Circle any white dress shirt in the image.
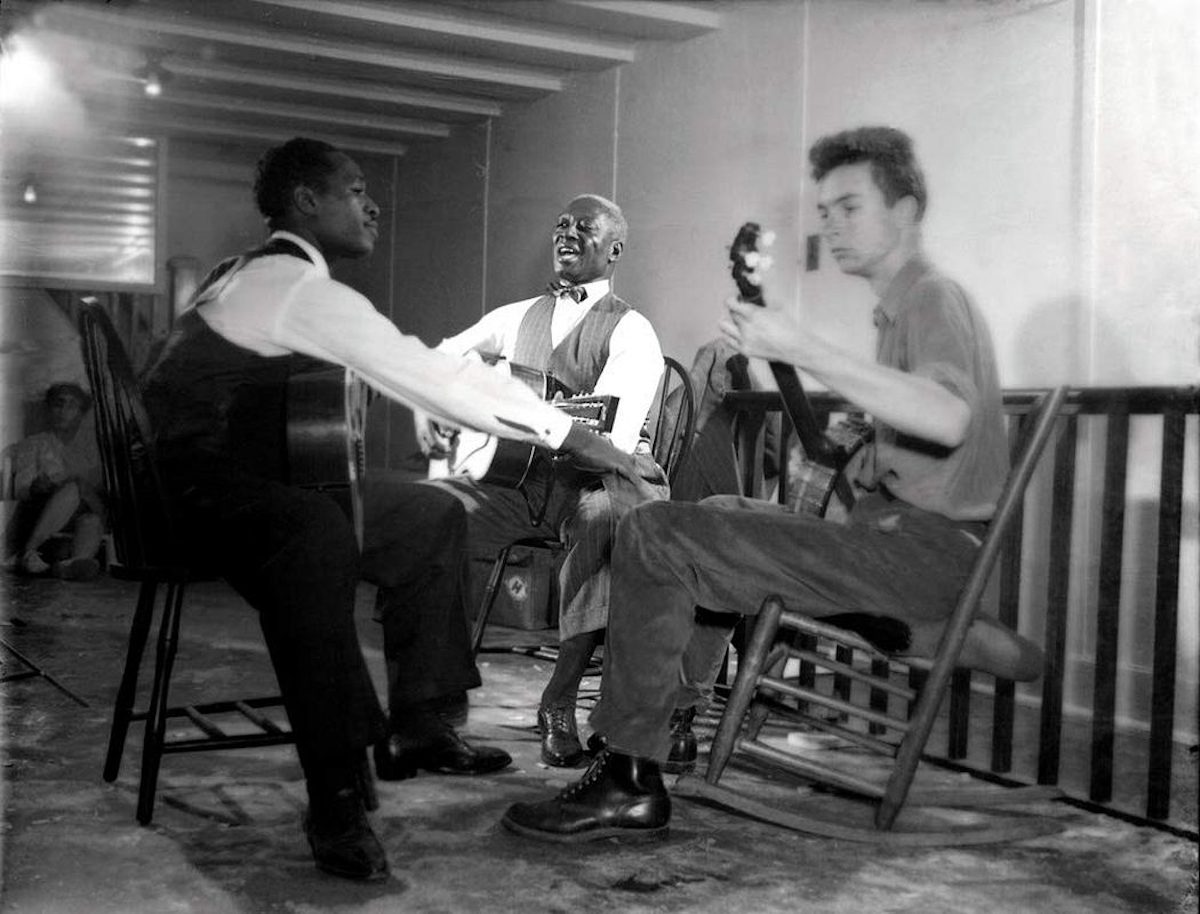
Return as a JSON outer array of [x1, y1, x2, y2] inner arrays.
[[193, 231, 573, 449], [436, 278, 663, 453]]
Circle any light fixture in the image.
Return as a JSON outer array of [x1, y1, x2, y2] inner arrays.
[[134, 51, 171, 98], [21, 176, 37, 204]]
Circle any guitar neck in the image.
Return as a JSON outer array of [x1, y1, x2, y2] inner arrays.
[[739, 290, 831, 464], [554, 394, 618, 433]]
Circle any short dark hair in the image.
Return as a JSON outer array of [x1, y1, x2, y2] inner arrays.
[[44, 382, 91, 411], [809, 126, 927, 219], [253, 138, 342, 221]]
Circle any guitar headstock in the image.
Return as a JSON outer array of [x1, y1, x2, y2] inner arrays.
[[729, 221, 775, 306]]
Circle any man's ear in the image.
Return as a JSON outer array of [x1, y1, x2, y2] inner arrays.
[[608, 239, 624, 264], [895, 195, 919, 226], [292, 184, 319, 216]]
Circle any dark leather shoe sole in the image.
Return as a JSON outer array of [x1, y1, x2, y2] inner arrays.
[[500, 812, 668, 845], [422, 745, 511, 776], [374, 736, 511, 781]]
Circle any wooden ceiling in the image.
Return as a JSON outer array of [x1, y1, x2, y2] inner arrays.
[[3, 0, 722, 159], [0, 0, 721, 286]]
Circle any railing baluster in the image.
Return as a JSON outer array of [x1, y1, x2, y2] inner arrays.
[[1090, 404, 1129, 804], [992, 413, 1028, 772], [1147, 409, 1185, 820], [1038, 413, 1076, 786]]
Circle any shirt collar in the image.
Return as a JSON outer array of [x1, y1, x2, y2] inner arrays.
[[269, 230, 330, 277], [553, 277, 610, 303], [873, 253, 932, 327]]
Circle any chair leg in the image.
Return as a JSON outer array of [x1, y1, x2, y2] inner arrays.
[[136, 579, 185, 825], [744, 644, 788, 742], [103, 580, 159, 783], [470, 544, 513, 656], [705, 595, 785, 785]]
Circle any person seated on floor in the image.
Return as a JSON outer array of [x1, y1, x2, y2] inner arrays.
[[367, 193, 668, 779], [499, 125, 1045, 844], [3, 382, 106, 581], [140, 137, 652, 881]]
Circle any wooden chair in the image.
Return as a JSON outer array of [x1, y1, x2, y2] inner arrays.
[[469, 355, 698, 656], [79, 302, 297, 825], [675, 385, 1070, 844]]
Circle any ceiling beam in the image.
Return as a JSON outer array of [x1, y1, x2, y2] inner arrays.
[[42, 3, 567, 93], [166, 59, 504, 119], [109, 114, 410, 159], [567, 1, 723, 32], [248, 0, 637, 64], [88, 82, 452, 138]]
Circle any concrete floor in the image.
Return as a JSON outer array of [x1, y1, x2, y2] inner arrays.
[[1, 572, 1196, 914]]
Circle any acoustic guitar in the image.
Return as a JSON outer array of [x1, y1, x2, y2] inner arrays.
[[286, 366, 370, 547], [728, 221, 872, 517], [426, 356, 618, 489]]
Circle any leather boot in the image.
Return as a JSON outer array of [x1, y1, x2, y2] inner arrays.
[[304, 782, 389, 881], [538, 704, 584, 767], [661, 707, 698, 774], [586, 707, 698, 773], [501, 749, 670, 843]]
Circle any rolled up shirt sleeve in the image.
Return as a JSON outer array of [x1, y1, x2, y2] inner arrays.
[[275, 275, 573, 450]]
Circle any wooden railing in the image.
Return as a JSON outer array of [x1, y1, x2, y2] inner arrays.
[[724, 386, 1199, 837]]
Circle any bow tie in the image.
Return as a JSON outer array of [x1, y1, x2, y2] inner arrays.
[[547, 282, 588, 303]]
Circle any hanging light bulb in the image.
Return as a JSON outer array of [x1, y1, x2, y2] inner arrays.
[[134, 51, 171, 98], [22, 180, 37, 204]]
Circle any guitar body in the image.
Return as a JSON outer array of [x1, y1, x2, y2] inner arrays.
[[787, 416, 873, 516], [427, 358, 617, 488], [729, 221, 872, 517], [286, 366, 369, 546]]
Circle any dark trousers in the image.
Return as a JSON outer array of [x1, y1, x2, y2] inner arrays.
[[590, 493, 983, 761], [360, 474, 482, 720], [165, 466, 386, 779]]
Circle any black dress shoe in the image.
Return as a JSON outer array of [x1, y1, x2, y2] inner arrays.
[[374, 720, 512, 781], [304, 787, 389, 882], [538, 704, 584, 768], [661, 707, 698, 774], [501, 750, 670, 843]]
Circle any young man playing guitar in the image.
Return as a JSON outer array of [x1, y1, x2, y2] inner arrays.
[[141, 139, 646, 881], [500, 126, 1045, 844], [371, 194, 668, 777]]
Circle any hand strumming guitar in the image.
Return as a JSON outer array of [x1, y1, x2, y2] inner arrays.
[[557, 423, 658, 501], [718, 297, 815, 366]]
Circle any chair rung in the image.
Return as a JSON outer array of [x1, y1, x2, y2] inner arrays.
[[162, 732, 295, 754], [758, 674, 911, 734], [756, 698, 901, 757], [182, 705, 227, 739], [160, 696, 290, 742], [784, 646, 917, 702], [233, 700, 286, 734], [737, 736, 886, 799]]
